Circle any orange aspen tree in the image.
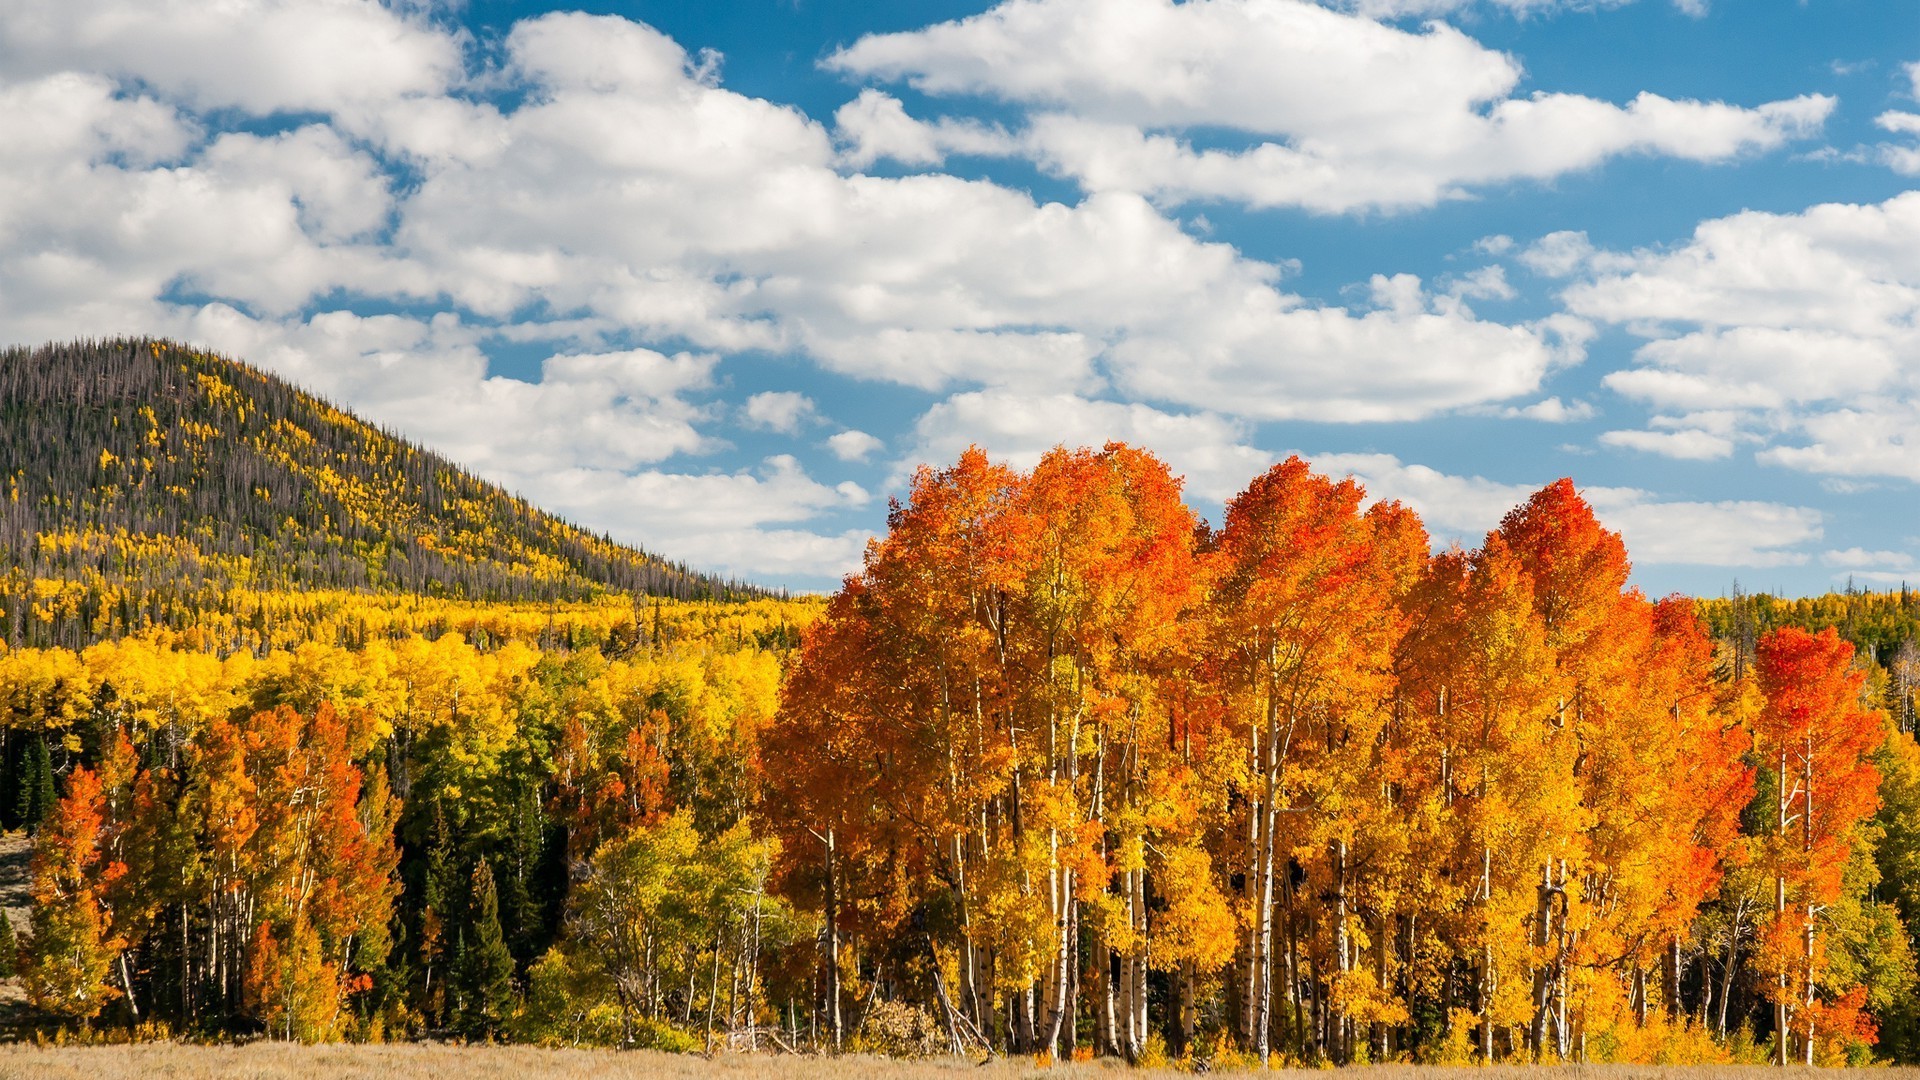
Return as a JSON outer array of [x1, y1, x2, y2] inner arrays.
[[1020, 444, 1201, 1061], [1752, 627, 1882, 1065], [765, 579, 897, 1050], [1206, 456, 1417, 1062], [1397, 532, 1567, 1061], [854, 446, 1030, 1051], [22, 762, 125, 1021]]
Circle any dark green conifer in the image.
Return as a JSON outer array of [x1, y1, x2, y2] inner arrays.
[[454, 859, 515, 1041], [19, 736, 53, 835]]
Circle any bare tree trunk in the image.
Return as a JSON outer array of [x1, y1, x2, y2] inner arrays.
[[705, 925, 725, 1054], [1332, 838, 1351, 1063], [1665, 936, 1682, 1019], [825, 829, 843, 1051], [1179, 958, 1197, 1059], [1775, 743, 1791, 1067], [1529, 862, 1553, 1058], [1718, 901, 1745, 1036], [1803, 912, 1818, 1067], [1802, 736, 1818, 1067], [1041, 880, 1075, 1053]]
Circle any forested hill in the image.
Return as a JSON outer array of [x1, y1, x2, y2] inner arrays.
[[0, 339, 751, 634], [1698, 585, 1920, 668]]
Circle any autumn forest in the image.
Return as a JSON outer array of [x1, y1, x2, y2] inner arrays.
[[4, 341, 1920, 1069]]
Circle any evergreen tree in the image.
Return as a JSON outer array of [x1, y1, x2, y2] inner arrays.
[[454, 859, 515, 1041], [20, 736, 54, 836], [501, 783, 544, 966], [418, 809, 456, 1029]]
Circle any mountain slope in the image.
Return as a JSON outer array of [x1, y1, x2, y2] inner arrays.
[[0, 338, 749, 615]]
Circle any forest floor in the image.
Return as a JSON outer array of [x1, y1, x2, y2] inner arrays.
[[0, 832, 30, 1032], [0, 1044, 1905, 1080]]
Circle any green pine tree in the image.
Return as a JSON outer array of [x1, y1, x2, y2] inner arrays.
[[19, 736, 53, 836], [454, 859, 515, 1041], [419, 809, 456, 1029], [501, 782, 545, 965]]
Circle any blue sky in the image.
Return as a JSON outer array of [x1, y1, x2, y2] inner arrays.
[[5, 0, 1920, 595]]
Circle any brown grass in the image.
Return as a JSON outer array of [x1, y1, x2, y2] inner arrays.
[[0, 1043, 1910, 1080]]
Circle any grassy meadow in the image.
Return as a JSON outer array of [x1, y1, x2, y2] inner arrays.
[[0, 1046, 1907, 1080]]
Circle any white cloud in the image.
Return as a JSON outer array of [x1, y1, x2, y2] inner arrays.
[[1824, 547, 1916, 570], [1501, 396, 1595, 422], [6, 3, 1813, 585], [371, 19, 1566, 422], [521, 456, 874, 580], [1879, 111, 1920, 136], [1876, 110, 1920, 175], [827, 0, 1831, 213], [1559, 191, 1920, 482], [826, 430, 885, 462], [1310, 453, 1821, 567], [1586, 494, 1820, 568], [907, 390, 1272, 501], [1331, 0, 1707, 15], [1110, 271, 1579, 422], [743, 391, 818, 434], [0, 0, 461, 115], [1598, 427, 1733, 460], [1447, 265, 1516, 301], [1516, 230, 1637, 278], [1821, 547, 1920, 586], [833, 88, 1016, 168]]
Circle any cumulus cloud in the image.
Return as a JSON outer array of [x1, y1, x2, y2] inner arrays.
[[908, 390, 1273, 501], [1331, 0, 1703, 16], [826, 430, 885, 462], [0, 1, 1831, 584], [896, 401, 1821, 569], [743, 391, 818, 434], [833, 89, 1016, 168], [0, 0, 461, 115], [518, 456, 874, 580], [1500, 397, 1596, 422], [1555, 192, 1920, 481], [0, 8, 1556, 427], [1598, 427, 1733, 460], [1876, 110, 1920, 175], [1311, 454, 1821, 567], [1821, 547, 1920, 586], [826, 0, 1831, 213]]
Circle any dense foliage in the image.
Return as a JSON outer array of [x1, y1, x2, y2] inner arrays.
[[2, 593, 811, 1045], [0, 339, 752, 651], [7, 428, 1920, 1066], [768, 447, 1918, 1067]]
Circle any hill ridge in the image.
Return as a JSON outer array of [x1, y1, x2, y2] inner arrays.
[[0, 337, 753, 646]]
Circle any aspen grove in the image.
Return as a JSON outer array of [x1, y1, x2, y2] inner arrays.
[[3, 444, 1913, 1065], [766, 446, 1899, 1066]]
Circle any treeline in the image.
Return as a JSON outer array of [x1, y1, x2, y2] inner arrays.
[[0, 339, 755, 617], [0, 581, 808, 658], [1700, 587, 1920, 734], [766, 447, 1920, 1067], [10, 444, 1920, 1067]]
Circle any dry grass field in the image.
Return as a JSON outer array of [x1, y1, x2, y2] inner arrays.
[[0, 1044, 1908, 1080]]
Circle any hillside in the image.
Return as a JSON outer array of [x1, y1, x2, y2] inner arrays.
[[0, 338, 751, 646]]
